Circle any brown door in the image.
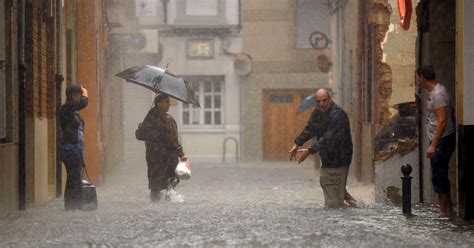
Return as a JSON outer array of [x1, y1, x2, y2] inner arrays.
[[263, 89, 315, 160]]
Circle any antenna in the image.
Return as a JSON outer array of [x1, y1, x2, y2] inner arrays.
[[165, 62, 169, 70]]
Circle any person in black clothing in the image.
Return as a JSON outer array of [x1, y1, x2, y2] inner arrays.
[[289, 88, 357, 208], [59, 84, 88, 210], [135, 94, 187, 202]]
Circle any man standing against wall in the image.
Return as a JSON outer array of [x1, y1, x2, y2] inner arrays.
[[417, 65, 456, 217], [289, 89, 356, 208]]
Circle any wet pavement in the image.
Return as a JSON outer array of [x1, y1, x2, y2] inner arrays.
[[1, 161, 473, 247]]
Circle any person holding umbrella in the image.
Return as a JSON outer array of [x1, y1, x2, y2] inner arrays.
[[136, 94, 187, 202], [289, 89, 357, 208]]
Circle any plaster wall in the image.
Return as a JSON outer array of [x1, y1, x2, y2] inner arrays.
[[160, 35, 242, 161], [375, 149, 420, 204]]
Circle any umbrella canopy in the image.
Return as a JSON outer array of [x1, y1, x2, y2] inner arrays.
[[115, 65, 200, 107], [297, 95, 317, 114]]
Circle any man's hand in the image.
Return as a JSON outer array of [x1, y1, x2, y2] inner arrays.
[[289, 144, 299, 161], [296, 149, 310, 164], [426, 145, 435, 158], [81, 85, 88, 97]]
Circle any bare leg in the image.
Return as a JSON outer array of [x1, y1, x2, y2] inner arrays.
[[345, 190, 358, 207], [438, 192, 453, 217]]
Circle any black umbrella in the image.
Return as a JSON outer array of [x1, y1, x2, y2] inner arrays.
[[297, 95, 317, 114], [115, 65, 200, 107]]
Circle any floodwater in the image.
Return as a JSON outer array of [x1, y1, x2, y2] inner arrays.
[[0, 162, 473, 247]]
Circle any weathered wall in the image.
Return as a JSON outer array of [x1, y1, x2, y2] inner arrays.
[[384, 0, 419, 109], [371, 0, 419, 187], [77, 1, 106, 184]]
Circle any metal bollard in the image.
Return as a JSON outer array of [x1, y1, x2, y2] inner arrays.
[[401, 163, 413, 216]]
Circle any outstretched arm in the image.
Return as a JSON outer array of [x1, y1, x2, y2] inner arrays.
[[290, 112, 317, 161]]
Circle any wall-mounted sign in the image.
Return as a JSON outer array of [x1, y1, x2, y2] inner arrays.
[[187, 39, 214, 59], [135, 0, 158, 17]]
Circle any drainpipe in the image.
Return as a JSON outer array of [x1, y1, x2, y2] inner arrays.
[[55, 0, 64, 198], [338, 6, 345, 108], [161, 0, 169, 24], [96, 2, 103, 183], [416, 0, 428, 204], [237, 0, 242, 32], [18, 0, 26, 211], [238, 0, 243, 160]]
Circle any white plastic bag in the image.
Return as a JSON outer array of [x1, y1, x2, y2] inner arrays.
[[175, 160, 192, 180]]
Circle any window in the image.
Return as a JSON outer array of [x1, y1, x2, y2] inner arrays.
[[181, 76, 224, 126], [296, 0, 331, 49], [175, 0, 226, 25]]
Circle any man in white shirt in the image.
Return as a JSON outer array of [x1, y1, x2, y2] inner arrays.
[[417, 65, 456, 217]]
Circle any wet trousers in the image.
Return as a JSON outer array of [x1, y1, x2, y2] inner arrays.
[[61, 149, 83, 210], [320, 166, 349, 208], [430, 132, 456, 193]]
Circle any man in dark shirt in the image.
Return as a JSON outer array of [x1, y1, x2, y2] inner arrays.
[[59, 84, 88, 210], [290, 89, 356, 208], [136, 94, 187, 202]]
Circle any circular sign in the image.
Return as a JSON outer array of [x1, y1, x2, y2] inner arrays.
[[309, 32, 329, 50]]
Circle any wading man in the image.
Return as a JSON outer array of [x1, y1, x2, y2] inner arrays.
[[289, 89, 356, 208], [136, 94, 187, 202]]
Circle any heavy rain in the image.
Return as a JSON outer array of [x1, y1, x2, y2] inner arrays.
[[1, 0, 474, 247]]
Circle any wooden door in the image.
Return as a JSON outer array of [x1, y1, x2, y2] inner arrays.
[[263, 89, 315, 160]]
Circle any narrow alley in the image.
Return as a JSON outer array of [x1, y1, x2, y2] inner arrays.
[[1, 162, 473, 247]]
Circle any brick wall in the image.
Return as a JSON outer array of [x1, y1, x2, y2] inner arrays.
[[25, 0, 55, 119]]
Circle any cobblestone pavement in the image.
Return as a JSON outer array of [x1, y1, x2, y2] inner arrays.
[[1, 161, 473, 247]]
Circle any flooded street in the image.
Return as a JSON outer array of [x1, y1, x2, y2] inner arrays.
[[1, 162, 473, 247]]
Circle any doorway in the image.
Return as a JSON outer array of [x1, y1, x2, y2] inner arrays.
[[263, 89, 315, 160]]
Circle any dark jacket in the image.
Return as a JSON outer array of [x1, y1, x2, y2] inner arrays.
[[136, 107, 185, 191], [295, 103, 353, 167], [59, 96, 88, 146]]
